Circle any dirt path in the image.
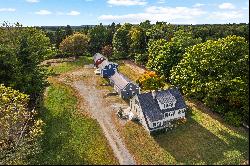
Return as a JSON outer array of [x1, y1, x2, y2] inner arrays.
[[56, 67, 136, 165]]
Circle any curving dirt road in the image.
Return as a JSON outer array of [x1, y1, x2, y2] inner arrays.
[[56, 67, 136, 165]]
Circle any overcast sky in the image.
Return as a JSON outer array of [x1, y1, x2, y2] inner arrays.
[[0, 0, 249, 26]]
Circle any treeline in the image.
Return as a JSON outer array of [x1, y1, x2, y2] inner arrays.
[[0, 22, 52, 164], [0, 21, 249, 164], [43, 21, 249, 126], [42, 21, 249, 59]]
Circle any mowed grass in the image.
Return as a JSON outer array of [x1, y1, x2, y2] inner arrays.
[[117, 61, 141, 82], [35, 79, 118, 164], [114, 119, 177, 165], [116, 60, 249, 165], [117, 103, 249, 165], [48, 56, 93, 75]]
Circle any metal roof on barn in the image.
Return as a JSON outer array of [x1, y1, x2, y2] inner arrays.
[[98, 60, 109, 69], [93, 53, 107, 63], [110, 72, 130, 90], [137, 87, 187, 122]]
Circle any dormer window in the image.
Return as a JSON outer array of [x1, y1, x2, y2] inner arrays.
[[156, 92, 177, 110]]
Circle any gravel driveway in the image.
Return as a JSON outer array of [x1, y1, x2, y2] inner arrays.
[[57, 67, 136, 165]]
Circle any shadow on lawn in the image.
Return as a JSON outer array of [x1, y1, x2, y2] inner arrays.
[[32, 103, 87, 165], [152, 108, 249, 165]]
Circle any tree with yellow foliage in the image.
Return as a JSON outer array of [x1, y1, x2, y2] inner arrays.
[[136, 71, 165, 91]]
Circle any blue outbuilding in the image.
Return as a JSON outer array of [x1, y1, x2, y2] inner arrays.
[[98, 60, 119, 78]]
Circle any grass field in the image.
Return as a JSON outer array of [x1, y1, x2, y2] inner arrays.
[[115, 106, 249, 165], [47, 56, 93, 75], [37, 58, 248, 165], [117, 60, 249, 165], [34, 57, 118, 165], [118, 62, 141, 82]]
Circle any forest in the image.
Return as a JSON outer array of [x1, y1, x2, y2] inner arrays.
[[0, 21, 249, 164]]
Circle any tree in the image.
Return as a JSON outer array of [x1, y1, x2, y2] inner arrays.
[[112, 23, 132, 59], [146, 22, 176, 41], [170, 35, 249, 126], [129, 26, 147, 62], [54, 27, 67, 48], [191, 24, 249, 42], [139, 20, 151, 30], [106, 22, 116, 45], [88, 24, 109, 54], [0, 84, 44, 164], [0, 23, 52, 100], [65, 25, 73, 37], [136, 71, 165, 91], [101, 45, 113, 58], [59, 32, 89, 58], [147, 30, 202, 78]]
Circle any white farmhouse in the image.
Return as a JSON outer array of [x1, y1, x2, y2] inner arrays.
[[129, 87, 187, 132]]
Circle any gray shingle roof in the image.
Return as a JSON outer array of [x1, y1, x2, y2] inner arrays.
[[137, 87, 187, 122]]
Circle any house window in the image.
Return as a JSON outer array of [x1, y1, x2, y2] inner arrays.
[[135, 99, 139, 106], [153, 122, 157, 127], [165, 112, 169, 118], [178, 110, 182, 114], [163, 121, 167, 126], [182, 109, 185, 113]]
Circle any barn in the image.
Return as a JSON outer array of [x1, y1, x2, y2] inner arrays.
[[93, 53, 106, 67], [110, 72, 140, 100], [93, 53, 118, 78], [129, 87, 187, 132]]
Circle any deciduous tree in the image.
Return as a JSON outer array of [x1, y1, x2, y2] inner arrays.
[[59, 32, 89, 58], [170, 35, 249, 126], [136, 71, 165, 91]]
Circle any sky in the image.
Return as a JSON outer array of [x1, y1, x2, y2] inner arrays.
[[0, 0, 249, 26]]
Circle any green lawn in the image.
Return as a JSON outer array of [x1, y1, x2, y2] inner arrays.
[[117, 102, 249, 165], [47, 56, 93, 75], [154, 101, 249, 165], [33, 57, 118, 165], [117, 62, 141, 82], [116, 60, 249, 165]]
